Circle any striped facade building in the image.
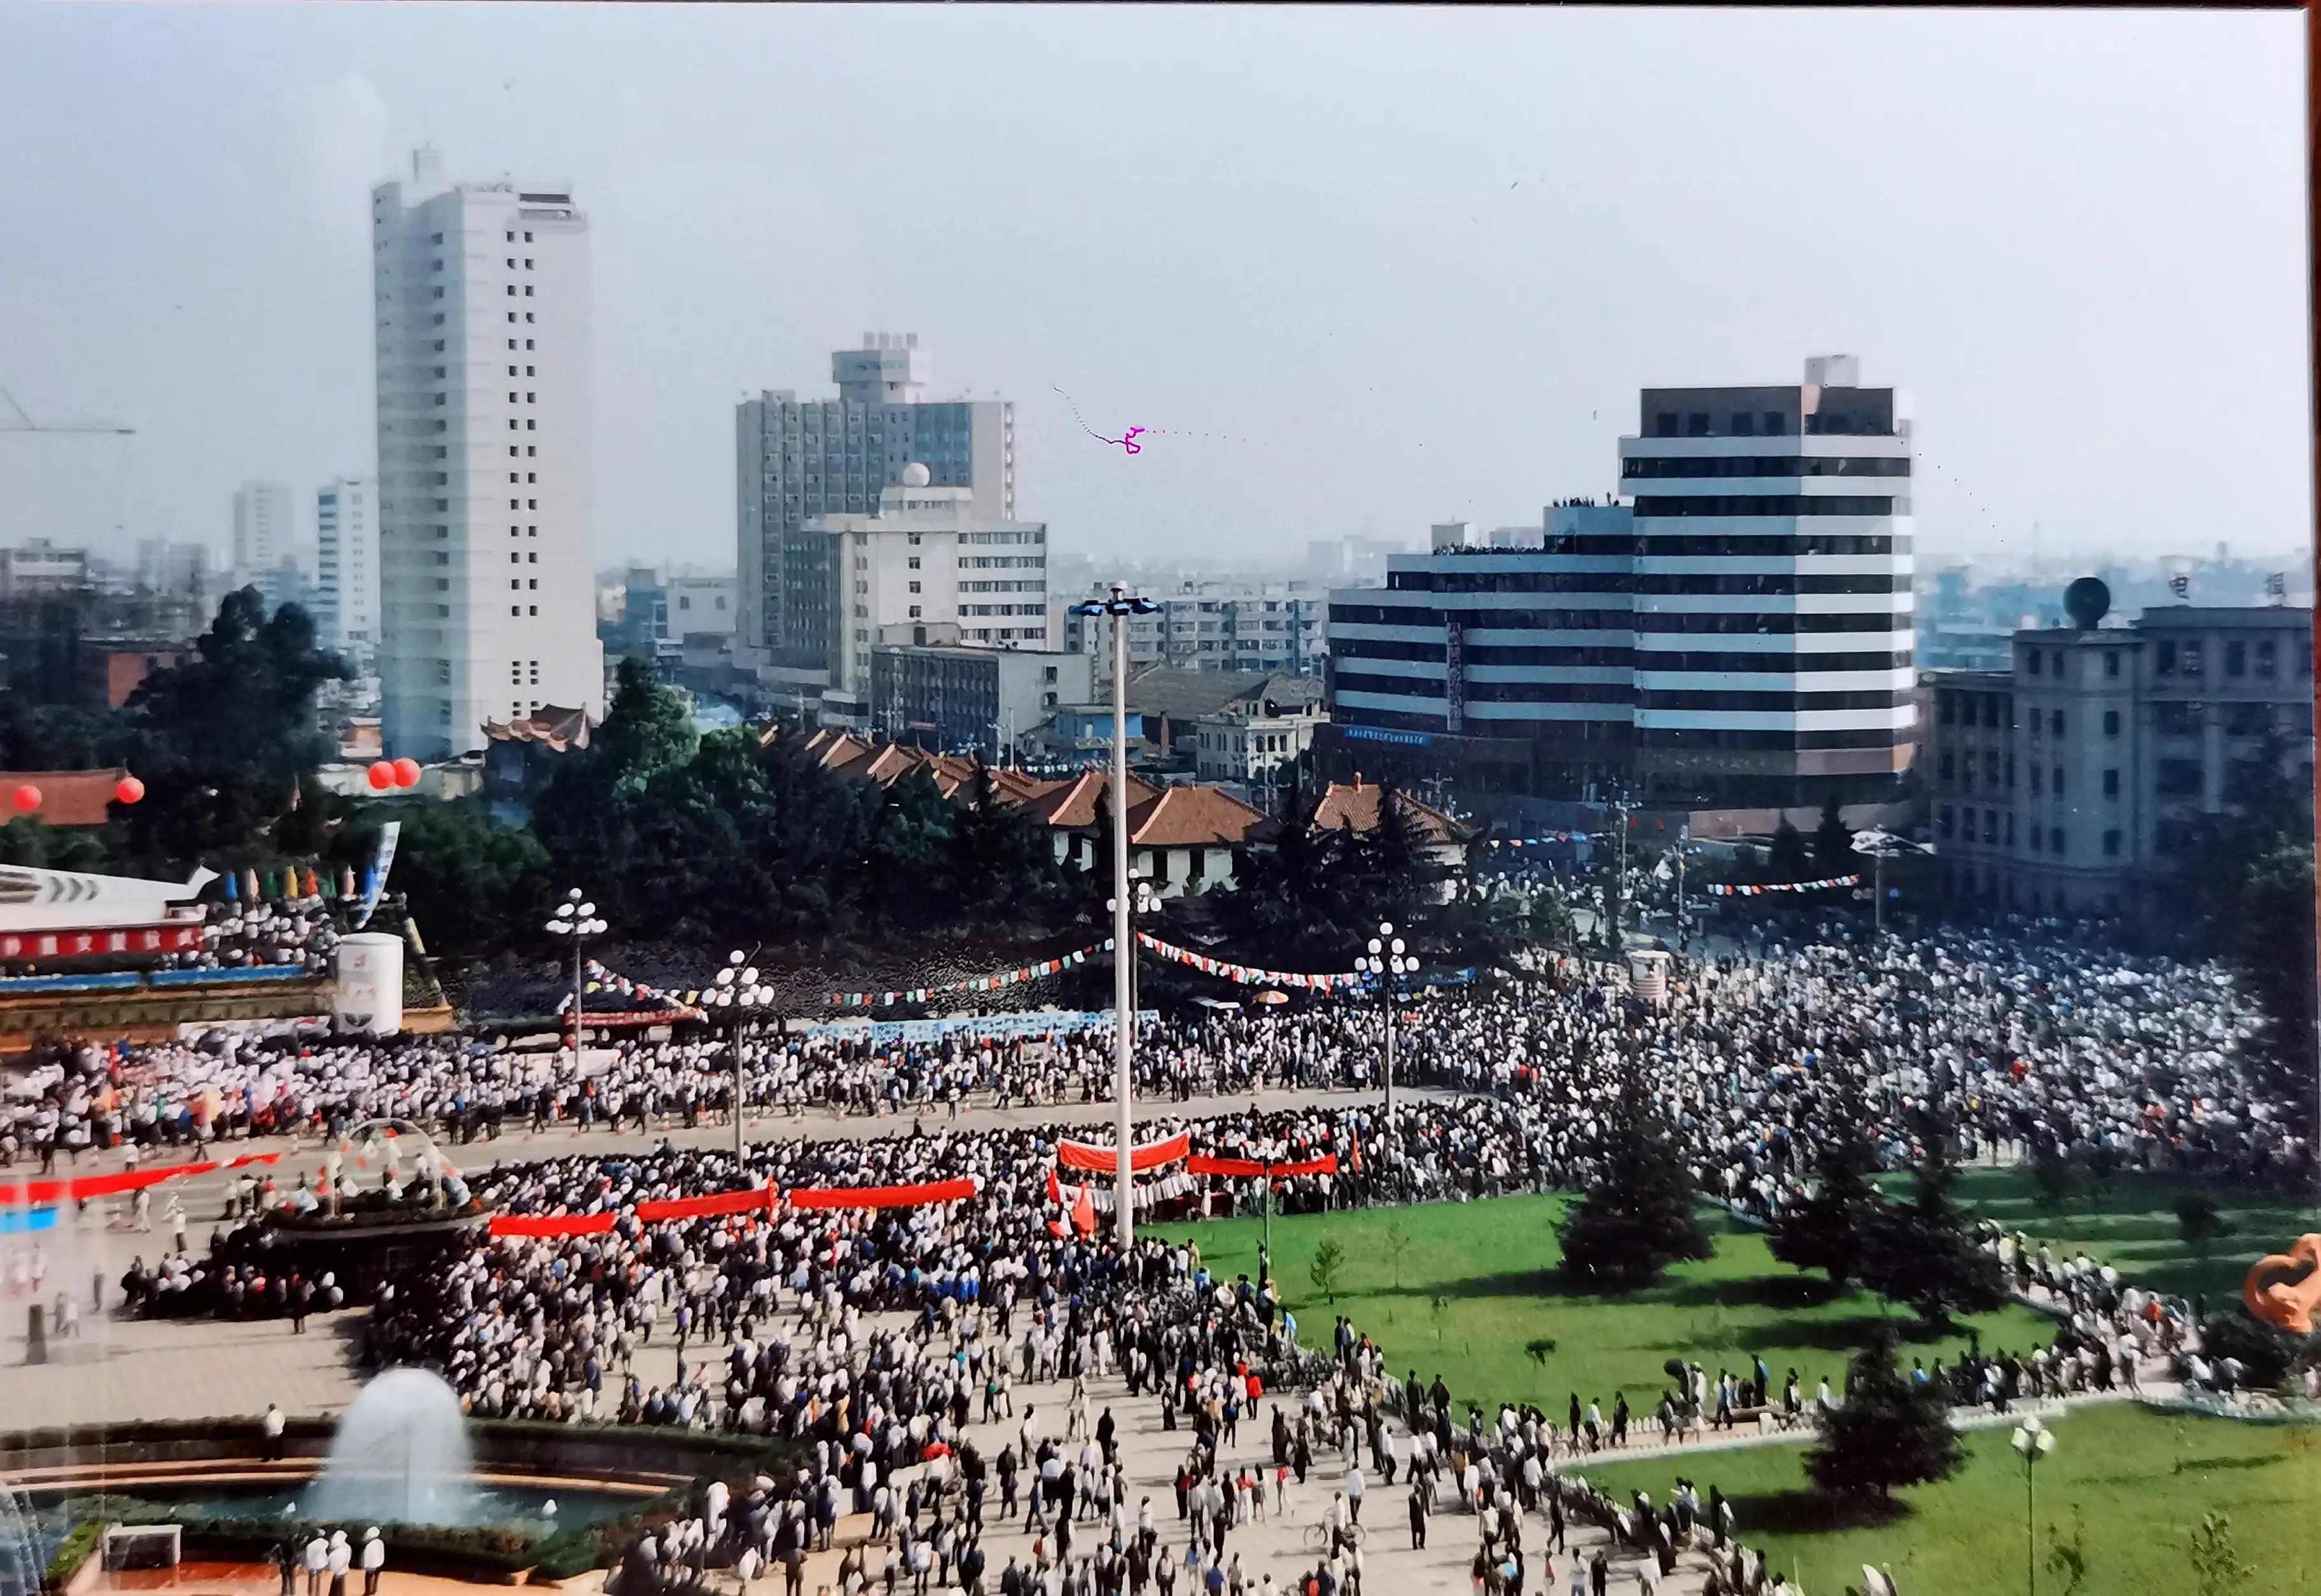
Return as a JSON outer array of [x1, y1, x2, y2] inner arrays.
[[1322, 357, 1916, 810]]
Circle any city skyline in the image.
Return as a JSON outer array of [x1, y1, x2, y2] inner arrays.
[[0, 6, 2308, 574]]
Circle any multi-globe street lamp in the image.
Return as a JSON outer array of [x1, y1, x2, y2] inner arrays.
[[709, 950, 773, 1153], [545, 889, 607, 1064], [1358, 920, 1413, 1116], [2011, 1413, 2059, 1595]]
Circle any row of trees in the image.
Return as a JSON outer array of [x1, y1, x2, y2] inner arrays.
[[2, 595, 1535, 982]]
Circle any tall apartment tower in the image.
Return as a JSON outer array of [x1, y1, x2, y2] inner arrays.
[[232, 481, 292, 577], [372, 146, 604, 759], [737, 333, 1015, 683], [314, 477, 379, 665], [1617, 354, 1914, 806]]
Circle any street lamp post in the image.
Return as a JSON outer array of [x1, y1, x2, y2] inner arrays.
[[1358, 921, 1412, 1117], [1850, 828, 1936, 940], [545, 889, 607, 1066], [711, 950, 772, 1155], [1069, 582, 1160, 1248], [2010, 1414, 2058, 1596]]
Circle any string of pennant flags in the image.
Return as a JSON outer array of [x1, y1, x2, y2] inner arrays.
[[1704, 874, 1861, 896], [1483, 834, 1589, 848], [562, 960, 700, 1018], [1136, 931, 1363, 992], [827, 940, 1114, 1009]]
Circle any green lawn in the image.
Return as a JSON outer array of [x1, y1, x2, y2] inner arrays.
[[1145, 1195, 2054, 1417], [1937, 1165, 2321, 1305], [1571, 1403, 2321, 1596]]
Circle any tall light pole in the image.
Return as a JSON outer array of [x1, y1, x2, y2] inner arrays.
[[1358, 922, 1411, 1116], [1851, 828, 1935, 940], [546, 889, 607, 1065], [1071, 582, 1159, 1247], [711, 950, 771, 1154], [2011, 1414, 2058, 1595]]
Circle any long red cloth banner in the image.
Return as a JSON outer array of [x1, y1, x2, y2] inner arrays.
[[0, 1150, 281, 1208], [1056, 1130, 1191, 1174], [484, 1176, 981, 1237], [1186, 1153, 1338, 1179]]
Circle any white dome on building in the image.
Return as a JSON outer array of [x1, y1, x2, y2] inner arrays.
[[900, 461, 932, 488]]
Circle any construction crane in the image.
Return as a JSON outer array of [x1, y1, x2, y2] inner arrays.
[[1, 387, 135, 435]]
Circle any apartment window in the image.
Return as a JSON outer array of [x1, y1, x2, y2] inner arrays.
[[908, 605, 923, 619], [2030, 826, 2042, 854], [1762, 411, 1784, 435], [2156, 640, 2177, 675], [2030, 766, 2042, 795], [908, 581, 922, 593], [528, 606, 537, 615], [907, 557, 921, 569], [1653, 411, 1677, 438], [2256, 639, 2278, 677], [2104, 709, 2121, 737], [2005, 813, 2016, 845], [2051, 826, 2066, 855], [2226, 640, 2247, 677], [2028, 648, 2044, 676], [2049, 710, 2064, 737], [2101, 768, 2119, 797], [2182, 641, 2204, 677], [2103, 829, 2121, 857], [1685, 411, 1709, 436], [1983, 811, 1998, 844], [1729, 412, 1754, 435], [1938, 751, 1955, 781]]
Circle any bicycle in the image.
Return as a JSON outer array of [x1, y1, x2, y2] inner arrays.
[[1302, 1522, 1365, 1555]]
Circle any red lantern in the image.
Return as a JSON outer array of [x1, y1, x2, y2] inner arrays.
[[113, 775, 146, 805], [365, 761, 394, 791], [10, 784, 39, 814], [391, 757, 422, 789]]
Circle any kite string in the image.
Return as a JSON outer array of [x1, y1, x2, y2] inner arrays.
[[1051, 385, 1120, 447]]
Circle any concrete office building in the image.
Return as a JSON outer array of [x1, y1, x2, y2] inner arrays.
[[372, 146, 604, 758], [1061, 581, 1327, 686], [736, 334, 1015, 685], [233, 482, 307, 611], [0, 539, 91, 600], [1323, 357, 1916, 812], [812, 462, 1051, 723], [314, 477, 379, 665], [871, 642, 1093, 758], [1927, 601, 2314, 916]]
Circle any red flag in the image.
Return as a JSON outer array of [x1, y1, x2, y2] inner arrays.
[[1070, 1181, 1096, 1237]]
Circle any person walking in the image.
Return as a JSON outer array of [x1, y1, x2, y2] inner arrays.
[[262, 1403, 286, 1464], [302, 1532, 328, 1596], [325, 1530, 351, 1596], [360, 1530, 384, 1596], [1407, 1483, 1426, 1550]]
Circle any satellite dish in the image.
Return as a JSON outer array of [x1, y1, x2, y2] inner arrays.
[[2062, 576, 2110, 631]]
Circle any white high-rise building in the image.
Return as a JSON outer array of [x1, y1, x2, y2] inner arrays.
[[314, 477, 379, 664], [232, 481, 295, 597], [372, 145, 604, 759], [814, 462, 1051, 723]]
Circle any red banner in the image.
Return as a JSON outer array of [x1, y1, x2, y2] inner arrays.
[[1186, 1153, 1338, 1179], [787, 1177, 977, 1211], [0, 1150, 280, 1208], [1056, 1130, 1191, 1174], [489, 1211, 617, 1238], [635, 1188, 776, 1223]]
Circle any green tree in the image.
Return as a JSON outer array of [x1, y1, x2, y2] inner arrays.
[[354, 799, 552, 967], [2186, 1512, 2254, 1596], [1768, 817, 1809, 882], [1813, 795, 1854, 873], [1864, 1098, 2006, 1325], [1803, 1329, 1962, 1501], [1381, 1218, 1414, 1293], [1769, 1074, 1887, 1288], [2233, 843, 2317, 1174], [592, 654, 700, 791], [1557, 1061, 1715, 1291], [2174, 1192, 2231, 1270], [115, 588, 351, 870], [1308, 1237, 1346, 1305]]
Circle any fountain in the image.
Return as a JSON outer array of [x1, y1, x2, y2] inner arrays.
[[305, 1370, 478, 1526], [0, 1478, 43, 1596]]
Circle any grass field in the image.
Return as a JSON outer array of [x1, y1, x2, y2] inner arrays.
[[1572, 1402, 2321, 1596], [1937, 1165, 2321, 1305], [1144, 1195, 2054, 1416]]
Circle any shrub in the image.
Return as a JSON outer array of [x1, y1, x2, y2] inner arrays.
[[43, 1520, 106, 1593]]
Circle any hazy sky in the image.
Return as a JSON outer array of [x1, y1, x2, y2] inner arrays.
[[0, 5, 2308, 575]]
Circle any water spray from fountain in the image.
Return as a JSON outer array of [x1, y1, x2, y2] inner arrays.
[[306, 1370, 478, 1526]]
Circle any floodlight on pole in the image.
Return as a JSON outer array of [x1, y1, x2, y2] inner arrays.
[[1068, 583, 1161, 1248]]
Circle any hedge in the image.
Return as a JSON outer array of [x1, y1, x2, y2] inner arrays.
[[41, 1520, 104, 1593]]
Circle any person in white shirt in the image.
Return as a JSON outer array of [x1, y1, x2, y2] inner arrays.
[[326, 1530, 351, 1596], [359, 1530, 385, 1596], [302, 1532, 328, 1596]]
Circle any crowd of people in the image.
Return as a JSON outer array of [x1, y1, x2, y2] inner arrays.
[[4, 917, 2300, 1200]]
